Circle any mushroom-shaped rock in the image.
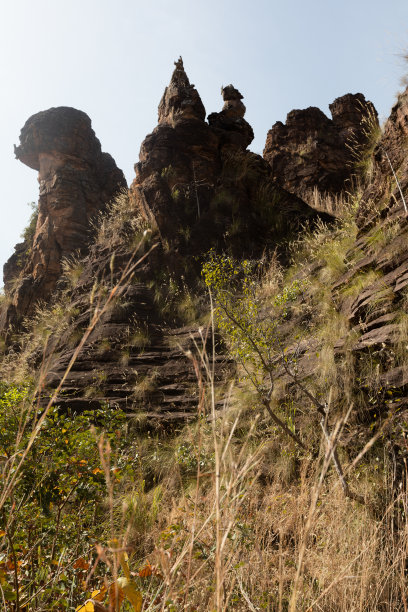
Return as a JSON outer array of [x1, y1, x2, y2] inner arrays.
[[158, 57, 206, 125], [2, 107, 126, 328], [208, 84, 254, 149]]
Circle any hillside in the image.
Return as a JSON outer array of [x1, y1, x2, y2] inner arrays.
[[0, 59, 407, 611]]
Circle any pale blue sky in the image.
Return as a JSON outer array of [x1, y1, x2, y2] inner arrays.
[[1, 0, 408, 277]]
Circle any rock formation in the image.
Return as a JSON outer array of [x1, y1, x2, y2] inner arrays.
[[0, 59, 333, 419], [158, 56, 206, 125], [2, 107, 126, 329], [131, 58, 328, 257], [130, 57, 220, 241], [34, 59, 328, 418], [278, 87, 408, 409], [207, 84, 254, 149], [333, 86, 408, 400], [263, 93, 378, 213]]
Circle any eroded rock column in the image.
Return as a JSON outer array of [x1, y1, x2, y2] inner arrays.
[[2, 106, 126, 329]]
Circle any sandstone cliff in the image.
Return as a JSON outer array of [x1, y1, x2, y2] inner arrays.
[[2, 59, 407, 429], [0, 59, 330, 419]]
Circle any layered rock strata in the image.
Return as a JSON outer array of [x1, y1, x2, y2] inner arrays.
[[41, 245, 230, 424], [1, 60, 331, 419], [335, 87, 408, 398], [357, 88, 408, 228], [263, 93, 378, 213], [2, 107, 126, 330], [275, 88, 408, 414]]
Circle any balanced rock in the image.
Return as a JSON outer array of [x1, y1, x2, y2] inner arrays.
[[207, 84, 254, 149]]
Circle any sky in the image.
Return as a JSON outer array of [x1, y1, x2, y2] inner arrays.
[[1, 0, 408, 278]]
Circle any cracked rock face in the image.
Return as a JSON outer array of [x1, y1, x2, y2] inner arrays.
[[357, 87, 408, 229], [2, 107, 126, 329], [263, 93, 378, 214]]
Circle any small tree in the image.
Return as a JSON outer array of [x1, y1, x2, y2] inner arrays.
[[202, 251, 363, 502]]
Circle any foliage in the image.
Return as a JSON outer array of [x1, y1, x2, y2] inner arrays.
[[202, 250, 306, 390], [15, 202, 39, 270], [76, 549, 143, 612], [0, 382, 129, 610]]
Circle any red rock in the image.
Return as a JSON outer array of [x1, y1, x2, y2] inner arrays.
[[2, 107, 126, 328]]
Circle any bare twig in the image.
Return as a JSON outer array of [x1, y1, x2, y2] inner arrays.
[[383, 149, 408, 215]]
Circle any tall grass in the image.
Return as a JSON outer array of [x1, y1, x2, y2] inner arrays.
[[1, 187, 408, 610]]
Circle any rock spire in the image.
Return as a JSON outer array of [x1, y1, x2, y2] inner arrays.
[[158, 57, 206, 125]]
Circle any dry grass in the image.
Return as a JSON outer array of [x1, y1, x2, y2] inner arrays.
[[2, 183, 408, 610], [93, 385, 408, 611], [94, 190, 152, 249]]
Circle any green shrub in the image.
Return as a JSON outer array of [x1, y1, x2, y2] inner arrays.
[[0, 383, 129, 609]]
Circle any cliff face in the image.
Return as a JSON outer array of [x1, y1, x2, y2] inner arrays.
[[3, 59, 407, 425], [357, 88, 408, 228], [272, 87, 408, 418], [2, 107, 126, 330], [0, 59, 331, 418], [335, 89, 408, 400], [263, 93, 378, 213]]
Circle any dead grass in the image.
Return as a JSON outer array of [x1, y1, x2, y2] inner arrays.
[[94, 189, 152, 249], [2, 179, 408, 610]]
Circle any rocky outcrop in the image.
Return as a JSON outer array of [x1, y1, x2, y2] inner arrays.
[[2, 107, 126, 329], [333, 87, 408, 399], [357, 88, 408, 228], [0, 59, 334, 420], [263, 93, 378, 213], [131, 58, 329, 257], [0, 59, 338, 422]]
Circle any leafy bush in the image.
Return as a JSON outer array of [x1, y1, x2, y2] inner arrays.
[[0, 383, 129, 609]]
